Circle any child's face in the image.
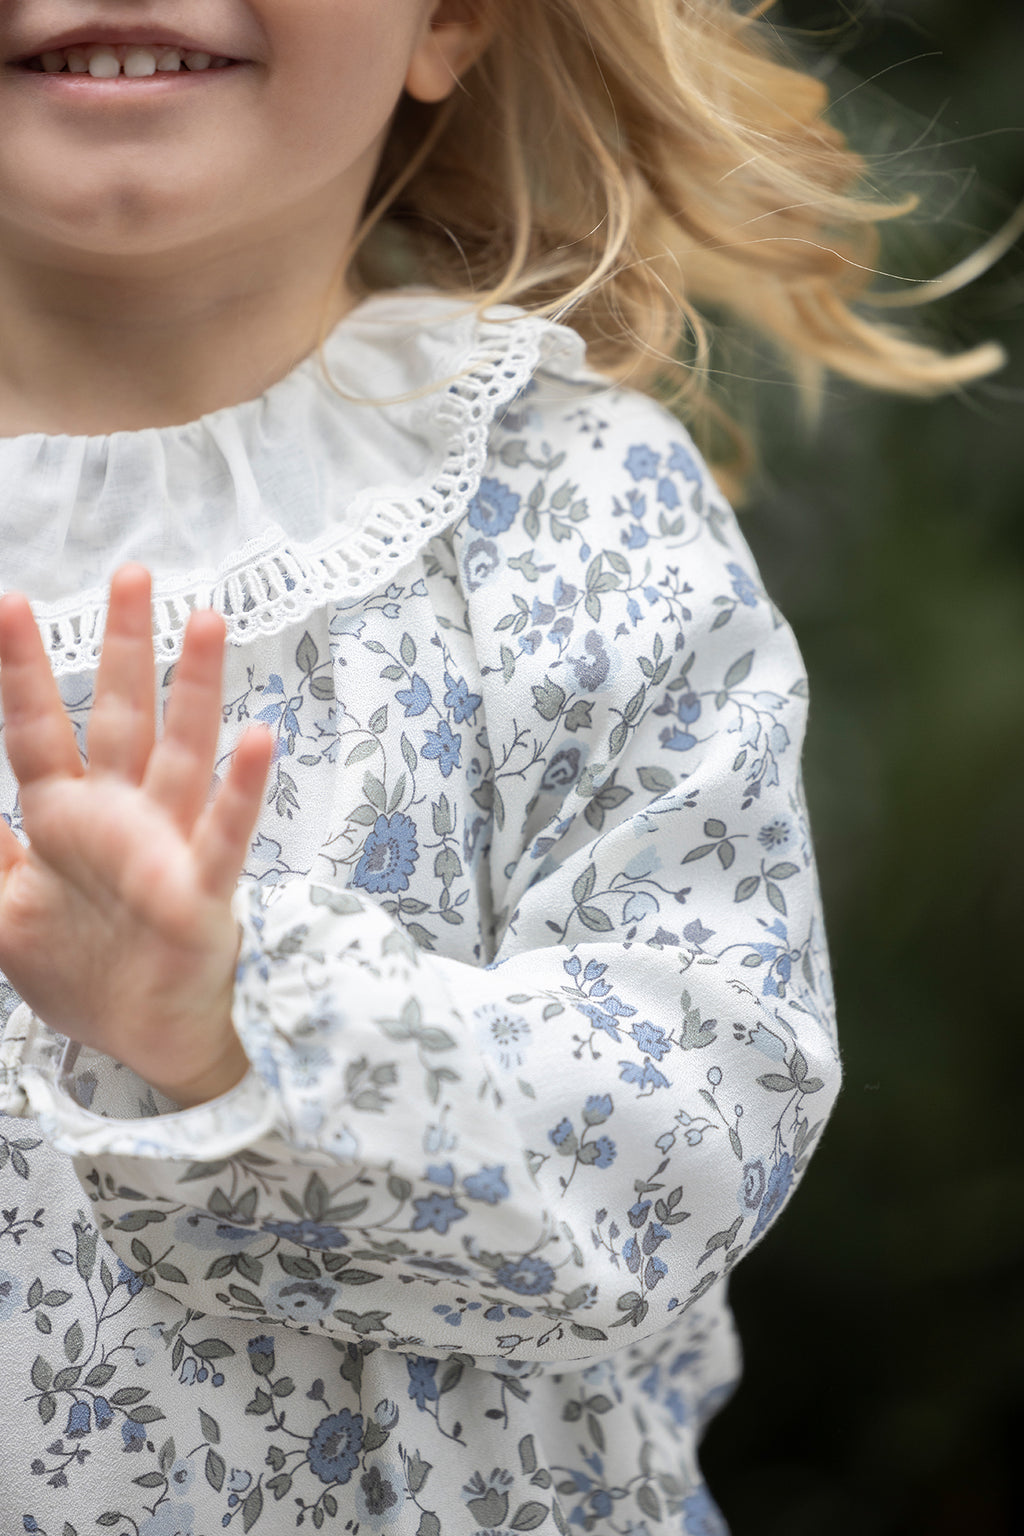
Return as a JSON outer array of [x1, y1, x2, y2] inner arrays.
[[0, 0, 477, 278]]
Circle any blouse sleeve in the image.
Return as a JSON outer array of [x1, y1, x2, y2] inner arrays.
[[0, 383, 842, 1367]]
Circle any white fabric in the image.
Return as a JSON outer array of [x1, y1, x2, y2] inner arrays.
[[1, 290, 588, 673], [0, 292, 840, 1535]]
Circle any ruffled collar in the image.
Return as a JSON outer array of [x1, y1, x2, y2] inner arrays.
[[0, 289, 591, 675]]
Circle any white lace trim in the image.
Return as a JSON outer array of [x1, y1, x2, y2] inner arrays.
[[28, 314, 567, 676]]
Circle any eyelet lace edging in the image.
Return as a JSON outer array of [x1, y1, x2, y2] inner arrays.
[[32, 316, 569, 677]]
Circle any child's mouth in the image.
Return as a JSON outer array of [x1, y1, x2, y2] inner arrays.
[[10, 44, 245, 82]]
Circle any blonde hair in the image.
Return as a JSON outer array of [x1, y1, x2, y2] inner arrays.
[[317, 0, 1007, 490]]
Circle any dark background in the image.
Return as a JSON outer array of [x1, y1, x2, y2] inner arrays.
[[698, 2, 1024, 1533]]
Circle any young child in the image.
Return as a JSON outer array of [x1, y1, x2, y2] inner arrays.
[[0, 1, 1000, 1532]]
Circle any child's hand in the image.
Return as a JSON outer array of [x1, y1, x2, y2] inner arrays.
[[0, 565, 275, 1108]]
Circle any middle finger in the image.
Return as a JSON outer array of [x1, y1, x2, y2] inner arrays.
[[86, 565, 157, 783]]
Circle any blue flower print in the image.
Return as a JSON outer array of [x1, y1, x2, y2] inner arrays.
[[758, 817, 792, 850], [374, 1399, 400, 1429], [168, 1457, 195, 1495], [140, 1505, 197, 1536], [411, 1193, 468, 1234], [261, 1219, 349, 1250], [629, 1020, 671, 1060], [566, 629, 617, 694], [421, 719, 462, 777], [65, 1400, 91, 1438], [355, 1462, 404, 1525], [668, 439, 702, 481], [642, 1222, 669, 1254], [396, 672, 432, 716], [308, 1408, 364, 1484], [493, 1255, 557, 1295], [265, 1277, 339, 1324], [0, 1268, 22, 1321], [625, 444, 660, 481], [540, 746, 582, 792], [329, 610, 366, 639], [661, 726, 698, 753], [463, 1166, 510, 1204], [622, 521, 649, 550], [406, 1356, 440, 1409], [727, 562, 759, 607], [0, 316, 842, 1530], [443, 671, 482, 725], [553, 573, 577, 607], [582, 1094, 612, 1124], [484, 1302, 533, 1323], [531, 594, 556, 627], [684, 918, 715, 948], [474, 1003, 533, 1072], [121, 1419, 147, 1452], [575, 995, 632, 1042], [353, 812, 419, 894], [468, 476, 520, 534], [463, 535, 501, 591], [619, 1058, 671, 1092], [628, 1200, 651, 1228], [750, 1151, 797, 1240], [174, 1212, 259, 1250], [549, 1117, 574, 1147], [116, 1257, 144, 1296], [739, 1159, 767, 1212], [623, 890, 659, 924], [657, 476, 681, 509], [464, 812, 491, 869]]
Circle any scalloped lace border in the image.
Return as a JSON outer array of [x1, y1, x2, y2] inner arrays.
[[32, 318, 552, 677]]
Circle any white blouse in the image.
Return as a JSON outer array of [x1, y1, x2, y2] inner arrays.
[[0, 291, 840, 1536]]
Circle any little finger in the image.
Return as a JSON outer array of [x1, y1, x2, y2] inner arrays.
[[191, 728, 275, 900]]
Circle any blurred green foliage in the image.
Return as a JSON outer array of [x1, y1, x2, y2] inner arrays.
[[698, 3, 1024, 1533]]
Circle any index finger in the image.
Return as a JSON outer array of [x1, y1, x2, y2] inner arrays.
[[0, 593, 85, 787]]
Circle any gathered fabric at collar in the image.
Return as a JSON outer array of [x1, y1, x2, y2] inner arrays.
[[0, 289, 592, 676]]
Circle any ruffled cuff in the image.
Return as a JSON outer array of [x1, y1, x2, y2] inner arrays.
[[0, 881, 373, 1161], [0, 879, 495, 1174], [0, 991, 278, 1159]]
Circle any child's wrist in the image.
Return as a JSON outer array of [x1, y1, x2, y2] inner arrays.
[[156, 1022, 251, 1109]]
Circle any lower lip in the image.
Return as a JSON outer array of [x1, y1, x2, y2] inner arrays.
[[5, 62, 249, 97]]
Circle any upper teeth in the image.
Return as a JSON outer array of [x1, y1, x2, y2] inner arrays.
[[34, 45, 232, 77]]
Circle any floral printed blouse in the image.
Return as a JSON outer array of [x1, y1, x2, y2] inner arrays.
[[0, 291, 841, 1536]]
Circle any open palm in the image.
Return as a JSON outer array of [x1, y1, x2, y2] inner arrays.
[[0, 565, 274, 1107]]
